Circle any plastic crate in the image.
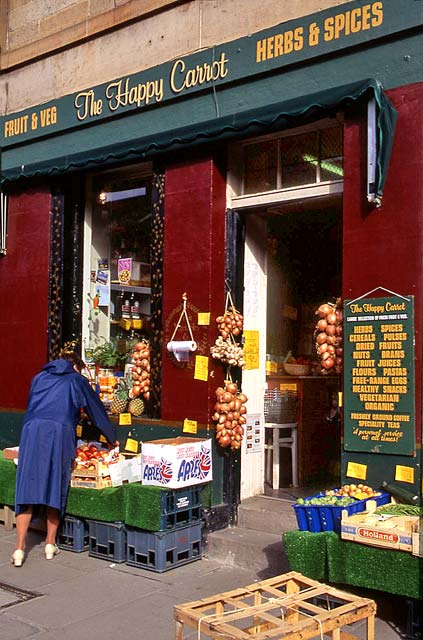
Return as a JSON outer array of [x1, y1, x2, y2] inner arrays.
[[87, 520, 127, 563], [293, 491, 391, 533], [293, 492, 326, 532], [57, 515, 89, 552], [319, 491, 391, 533], [264, 389, 297, 423], [158, 485, 202, 530], [126, 522, 202, 572]]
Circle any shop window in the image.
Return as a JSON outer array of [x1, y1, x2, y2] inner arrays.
[[83, 167, 153, 411], [244, 140, 278, 194], [241, 125, 343, 196]]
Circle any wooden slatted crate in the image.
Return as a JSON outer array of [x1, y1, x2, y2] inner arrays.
[[0, 504, 15, 531], [174, 571, 376, 640]]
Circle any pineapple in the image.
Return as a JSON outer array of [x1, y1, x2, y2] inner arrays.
[[110, 377, 130, 414], [129, 397, 145, 416]]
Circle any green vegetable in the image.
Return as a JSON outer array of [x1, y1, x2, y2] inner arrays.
[[376, 504, 422, 517]]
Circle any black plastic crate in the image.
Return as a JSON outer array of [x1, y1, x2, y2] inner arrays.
[[57, 515, 89, 552], [126, 522, 202, 572], [158, 485, 202, 530], [87, 520, 127, 563]]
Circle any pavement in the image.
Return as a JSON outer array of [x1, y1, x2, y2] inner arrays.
[[0, 524, 417, 639]]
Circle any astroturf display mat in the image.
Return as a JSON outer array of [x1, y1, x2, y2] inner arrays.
[[0, 454, 202, 531], [0, 452, 17, 506], [283, 530, 327, 580], [284, 529, 422, 599]]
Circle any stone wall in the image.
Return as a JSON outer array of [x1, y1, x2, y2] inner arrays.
[[1, 0, 349, 114]]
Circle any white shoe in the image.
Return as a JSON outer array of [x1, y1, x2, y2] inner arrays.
[[11, 549, 25, 567], [45, 543, 60, 560]]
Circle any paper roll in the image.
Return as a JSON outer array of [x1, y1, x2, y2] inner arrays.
[[167, 340, 197, 362]]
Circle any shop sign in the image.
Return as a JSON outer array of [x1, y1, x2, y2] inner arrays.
[[343, 295, 415, 456], [1, 0, 421, 148]]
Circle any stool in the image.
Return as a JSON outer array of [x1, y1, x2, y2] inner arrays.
[[264, 422, 298, 489]]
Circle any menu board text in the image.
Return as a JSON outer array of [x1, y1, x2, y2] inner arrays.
[[344, 295, 415, 455]]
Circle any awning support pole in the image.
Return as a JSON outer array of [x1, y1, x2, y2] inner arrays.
[[367, 98, 381, 207]]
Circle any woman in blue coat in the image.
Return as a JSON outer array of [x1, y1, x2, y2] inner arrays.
[[11, 350, 117, 567]]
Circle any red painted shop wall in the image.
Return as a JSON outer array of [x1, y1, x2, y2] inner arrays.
[[161, 156, 227, 424], [0, 188, 51, 410], [343, 81, 423, 444]]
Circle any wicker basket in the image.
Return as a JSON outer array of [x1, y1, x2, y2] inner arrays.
[[283, 363, 311, 376]]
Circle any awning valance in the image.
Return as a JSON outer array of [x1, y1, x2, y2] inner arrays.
[[1, 78, 396, 201]]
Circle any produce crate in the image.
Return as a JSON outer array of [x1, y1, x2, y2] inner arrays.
[[174, 571, 377, 639], [319, 492, 390, 533], [157, 485, 202, 531], [126, 522, 202, 572], [341, 504, 421, 554], [71, 456, 114, 489], [87, 520, 127, 563], [264, 388, 297, 423], [292, 492, 325, 532], [0, 504, 15, 531], [70, 476, 112, 489], [293, 490, 391, 533], [412, 520, 422, 558], [57, 515, 89, 553]]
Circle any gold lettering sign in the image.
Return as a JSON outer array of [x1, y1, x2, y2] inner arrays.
[[170, 52, 229, 94], [4, 105, 58, 139], [256, 1, 384, 63]]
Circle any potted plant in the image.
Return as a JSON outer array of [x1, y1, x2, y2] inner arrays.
[[92, 340, 128, 372]]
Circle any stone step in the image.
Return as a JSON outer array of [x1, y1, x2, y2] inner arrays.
[[237, 495, 298, 535], [204, 526, 290, 577]]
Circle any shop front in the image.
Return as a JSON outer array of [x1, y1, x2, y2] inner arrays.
[[1, 0, 422, 531]]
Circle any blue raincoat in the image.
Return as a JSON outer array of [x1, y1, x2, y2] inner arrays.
[[15, 359, 116, 515]]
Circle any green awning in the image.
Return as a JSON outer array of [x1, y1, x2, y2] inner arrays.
[[1, 78, 396, 200]]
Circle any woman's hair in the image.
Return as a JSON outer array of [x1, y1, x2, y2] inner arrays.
[[59, 345, 86, 372]]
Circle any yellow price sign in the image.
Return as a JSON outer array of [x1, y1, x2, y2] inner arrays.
[[76, 424, 83, 438], [395, 465, 414, 484], [280, 383, 297, 393], [244, 330, 259, 370], [125, 438, 139, 453], [183, 419, 198, 434], [119, 412, 132, 425], [194, 355, 209, 381], [99, 435, 107, 443], [346, 461, 367, 480], [198, 312, 210, 325]]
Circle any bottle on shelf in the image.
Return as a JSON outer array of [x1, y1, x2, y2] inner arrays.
[[131, 299, 141, 320], [380, 481, 421, 506], [121, 298, 131, 319], [114, 291, 124, 321]]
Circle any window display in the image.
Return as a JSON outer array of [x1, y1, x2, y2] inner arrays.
[[82, 167, 153, 414]]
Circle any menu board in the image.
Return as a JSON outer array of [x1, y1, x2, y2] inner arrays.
[[344, 295, 415, 455]]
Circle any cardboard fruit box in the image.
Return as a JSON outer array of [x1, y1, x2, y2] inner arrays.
[[412, 519, 422, 557], [71, 457, 115, 488], [341, 500, 420, 554], [2, 446, 19, 461], [71, 441, 121, 489], [108, 454, 142, 487], [141, 437, 212, 488]]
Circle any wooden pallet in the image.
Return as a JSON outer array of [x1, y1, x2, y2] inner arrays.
[[174, 571, 376, 639], [0, 504, 15, 531]]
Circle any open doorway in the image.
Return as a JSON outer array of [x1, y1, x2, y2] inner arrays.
[[263, 195, 342, 497]]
